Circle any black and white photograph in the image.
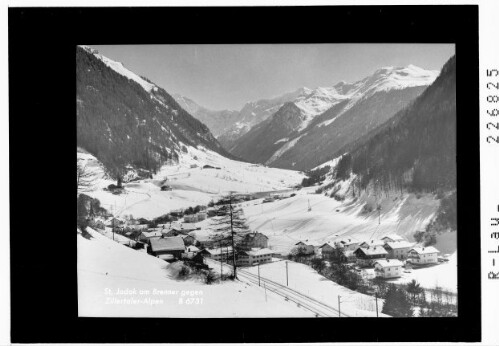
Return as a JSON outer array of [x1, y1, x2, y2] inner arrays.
[[76, 43, 458, 318], [7, 3, 491, 344]]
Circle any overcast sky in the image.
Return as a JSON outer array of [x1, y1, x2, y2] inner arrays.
[[90, 44, 455, 111]]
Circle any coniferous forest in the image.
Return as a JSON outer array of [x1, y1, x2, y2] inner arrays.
[[334, 55, 456, 193], [76, 46, 229, 183]]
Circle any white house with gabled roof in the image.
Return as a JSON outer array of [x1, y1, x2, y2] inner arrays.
[[407, 246, 440, 265], [374, 259, 404, 278]]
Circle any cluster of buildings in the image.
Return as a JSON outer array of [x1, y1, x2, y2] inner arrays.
[[293, 234, 440, 279], [111, 213, 275, 267]]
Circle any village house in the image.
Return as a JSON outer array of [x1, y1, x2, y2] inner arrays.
[[197, 212, 207, 221], [293, 241, 315, 255], [407, 246, 440, 265], [191, 232, 216, 248], [162, 228, 181, 237], [381, 234, 405, 243], [127, 224, 149, 231], [138, 230, 163, 243], [374, 259, 404, 278], [186, 245, 200, 253], [149, 236, 185, 259], [342, 249, 357, 263], [383, 241, 413, 260], [319, 243, 336, 258], [237, 248, 274, 266], [354, 246, 388, 267], [338, 239, 360, 251], [182, 245, 201, 259], [171, 223, 199, 234], [199, 246, 234, 262], [238, 232, 269, 250], [206, 207, 217, 217], [359, 239, 385, 249]]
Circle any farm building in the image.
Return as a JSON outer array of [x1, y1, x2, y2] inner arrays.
[[237, 248, 274, 266], [354, 246, 388, 267], [238, 232, 269, 250], [149, 236, 185, 259], [407, 246, 440, 265], [374, 259, 404, 278], [383, 241, 413, 260]]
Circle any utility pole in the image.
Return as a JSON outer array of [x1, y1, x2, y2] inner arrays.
[[258, 262, 261, 286], [375, 292, 379, 317], [220, 242, 223, 281], [264, 282, 267, 302], [286, 261, 289, 286], [229, 193, 237, 279], [338, 295, 341, 317]]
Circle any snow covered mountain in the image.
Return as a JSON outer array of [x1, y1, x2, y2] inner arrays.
[[172, 94, 240, 138], [173, 88, 309, 148], [228, 65, 439, 170], [77, 46, 231, 183]]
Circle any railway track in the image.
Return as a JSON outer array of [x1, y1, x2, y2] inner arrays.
[[206, 259, 350, 317]]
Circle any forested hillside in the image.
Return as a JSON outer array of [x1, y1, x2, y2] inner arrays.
[[333, 55, 456, 193], [76, 46, 228, 184]]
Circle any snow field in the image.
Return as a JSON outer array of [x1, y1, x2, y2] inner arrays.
[[78, 228, 314, 317]]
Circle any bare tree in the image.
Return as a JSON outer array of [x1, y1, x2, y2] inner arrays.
[[210, 193, 250, 279], [77, 159, 95, 193]]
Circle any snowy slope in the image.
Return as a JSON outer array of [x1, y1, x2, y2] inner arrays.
[[242, 188, 440, 255], [80, 45, 157, 93], [243, 260, 389, 317], [79, 146, 304, 219], [78, 227, 314, 317]]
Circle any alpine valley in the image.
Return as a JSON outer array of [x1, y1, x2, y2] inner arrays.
[[77, 45, 458, 318]]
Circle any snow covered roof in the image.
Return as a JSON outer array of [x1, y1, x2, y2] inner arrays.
[[360, 240, 385, 247], [186, 245, 200, 252], [248, 248, 274, 256], [374, 259, 404, 268], [172, 223, 198, 231], [384, 241, 413, 250], [356, 246, 388, 256], [339, 238, 360, 246], [409, 246, 440, 255], [244, 232, 268, 240], [150, 237, 185, 252], [381, 234, 404, 242], [320, 243, 335, 249], [141, 231, 162, 238]]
